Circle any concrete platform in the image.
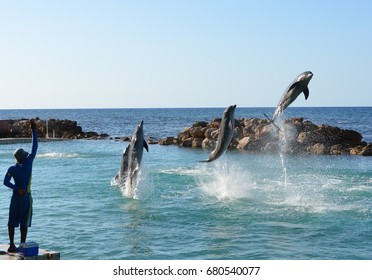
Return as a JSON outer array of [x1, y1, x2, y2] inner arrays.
[[0, 244, 60, 260]]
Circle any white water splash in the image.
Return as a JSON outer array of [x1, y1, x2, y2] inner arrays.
[[197, 161, 255, 201], [274, 115, 299, 189], [160, 168, 204, 176], [279, 152, 288, 188], [37, 152, 80, 158], [111, 167, 152, 200], [276, 117, 289, 189]]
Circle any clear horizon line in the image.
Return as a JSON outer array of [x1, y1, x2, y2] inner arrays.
[[1, 105, 371, 110]]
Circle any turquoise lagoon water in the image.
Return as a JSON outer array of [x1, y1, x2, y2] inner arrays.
[[0, 107, 371, 259]]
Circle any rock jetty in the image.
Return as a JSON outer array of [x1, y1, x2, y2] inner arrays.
[[0, 118, 108, 140], [159, 117, 372, 156], [2, 117, 371, 156]]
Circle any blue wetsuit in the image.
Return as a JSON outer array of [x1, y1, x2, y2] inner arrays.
[[4, 128, 38, 228]]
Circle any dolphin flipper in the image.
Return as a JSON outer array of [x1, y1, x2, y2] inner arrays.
[[263, 113, 281, 131], [303, 86, 309, 100], [143, 140, 149, 152], [287, 81, 300, 92]]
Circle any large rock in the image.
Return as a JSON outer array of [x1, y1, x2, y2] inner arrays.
[[330, 144, 347, 155], [0, 118, 103, 139], [255, 124, 274, 142], [350, 144, 372, 156], [177, 127, 191, 142], [204, 128, 218, 139], [180, 137, 193, 147], [170, 116, 370, 156], [359, 144, 372, 156], [237, 137, 262, 151], [202, 138, 215, 149], [189, 127, 205, 139], [297, 130, 327, 145], [159, 137, 175, 145], [308, 143, 329, 155], [192, 121, 208, 128], [192, 138, 203, 148], [264, 141, 280, 153], [237, 137, 250, 150]]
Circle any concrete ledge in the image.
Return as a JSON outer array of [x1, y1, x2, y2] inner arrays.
[[0, 244, 60, 260]]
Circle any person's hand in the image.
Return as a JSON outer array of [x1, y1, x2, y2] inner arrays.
[[18, 189, 26, 197], [30, 119, 36, 130]]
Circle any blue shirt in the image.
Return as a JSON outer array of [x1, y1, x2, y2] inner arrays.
[[4, 129, 38, 194]]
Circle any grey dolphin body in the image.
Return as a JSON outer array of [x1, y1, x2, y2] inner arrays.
[[201, 105, 236, 162], [272, 71, 313, 121], [116, 120, 149, 196], [115, 145, 129, 183]]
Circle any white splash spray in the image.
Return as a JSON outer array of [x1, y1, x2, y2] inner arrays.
[[37, 152, 80, 158], [197, 160, 255, 201], [111, 166, 152, 200]]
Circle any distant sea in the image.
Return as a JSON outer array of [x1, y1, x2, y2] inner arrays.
[[0, 107, 371, 259]]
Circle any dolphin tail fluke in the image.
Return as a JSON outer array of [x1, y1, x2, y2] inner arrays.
[[263, 113, 281, 131], [199, 158, 215, 163]]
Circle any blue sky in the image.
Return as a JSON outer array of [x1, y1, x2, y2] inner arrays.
[[1, 0, 371, 109]]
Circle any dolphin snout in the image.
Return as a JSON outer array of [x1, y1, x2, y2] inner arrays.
[[305, 71, 313, 78], [227, 104, 237, 114]]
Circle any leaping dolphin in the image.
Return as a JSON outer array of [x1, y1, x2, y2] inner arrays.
[[200, 105, 236, 162], [115, 120, 149, 196], [115, 145, 129, 183], [271, 71, 313, 121]]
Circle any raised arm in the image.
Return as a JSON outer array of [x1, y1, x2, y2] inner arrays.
[[29, 119, 38, 159]]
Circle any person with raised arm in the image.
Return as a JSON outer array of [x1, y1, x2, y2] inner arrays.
[[3, 119, 38, 253]]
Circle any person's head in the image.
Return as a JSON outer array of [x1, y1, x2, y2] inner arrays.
[[13, 148, 29, 163]]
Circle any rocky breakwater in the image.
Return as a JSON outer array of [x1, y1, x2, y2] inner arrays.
[[159, 117, 372, 156], [0, 118, 109, 139]]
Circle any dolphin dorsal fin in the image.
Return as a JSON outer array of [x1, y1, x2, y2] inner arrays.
[[303, 86, 309, 100]]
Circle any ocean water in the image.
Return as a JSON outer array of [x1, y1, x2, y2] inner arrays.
[[0, 107, 371, 260]]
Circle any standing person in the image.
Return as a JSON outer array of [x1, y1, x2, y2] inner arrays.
[[3, 119, 38, 253]]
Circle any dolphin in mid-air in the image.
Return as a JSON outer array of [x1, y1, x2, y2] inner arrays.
[[115, 145, 129, 183], [271, 71, 313, 121], [200, 105, 236, 162], [115, 120, 149, 196]]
